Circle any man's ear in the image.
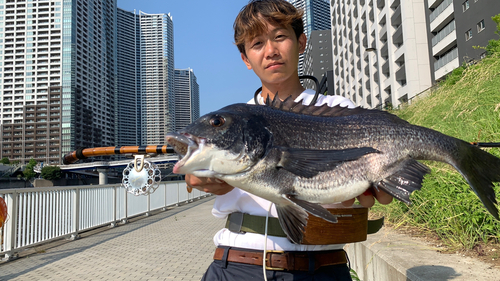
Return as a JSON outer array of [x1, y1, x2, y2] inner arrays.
[[298, 33, 307, 54], [241, 53, 252, 70]]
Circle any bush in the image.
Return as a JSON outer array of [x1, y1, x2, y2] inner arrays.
[[23, 159, 37, 181], [41, 166, 62, 181], [0, 157, 10, 165], [372, 47, 500, 250]]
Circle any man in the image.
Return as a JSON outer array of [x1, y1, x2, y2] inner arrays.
[[188, 1, 393, 280]]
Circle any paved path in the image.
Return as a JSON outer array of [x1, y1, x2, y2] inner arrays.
[[0, 197, 223, 281]]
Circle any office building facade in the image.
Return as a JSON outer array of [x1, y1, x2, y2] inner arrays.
[[174, 68, 199, 132], [116, 8, 140, 146], [288, 0, 331, 80], [0, 0, 117, 164]]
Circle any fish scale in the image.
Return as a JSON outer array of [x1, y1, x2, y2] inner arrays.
[[166, 95, 500, 244]]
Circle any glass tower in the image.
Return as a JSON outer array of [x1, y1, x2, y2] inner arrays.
[[115, 10, 174, 146], [174, 68, 199, 132]]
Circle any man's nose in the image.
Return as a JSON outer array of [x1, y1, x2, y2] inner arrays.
[[264, 40, 279, 58]]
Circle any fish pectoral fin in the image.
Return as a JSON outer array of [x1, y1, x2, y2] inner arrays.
[[277, 146, 379, 178], [375, 159, 431, 203], [283, 194, 338, 223], [275, 204, 308, 244]]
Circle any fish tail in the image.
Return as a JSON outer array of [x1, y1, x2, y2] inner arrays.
[[452, 141, 500, 220]]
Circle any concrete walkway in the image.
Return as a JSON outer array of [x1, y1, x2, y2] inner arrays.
[[0, 197, 223, 281], [1, 196, 500, 281]]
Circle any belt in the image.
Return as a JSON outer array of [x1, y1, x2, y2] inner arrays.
[[225, 208, 384, 245], [213, 247, 347, 271]]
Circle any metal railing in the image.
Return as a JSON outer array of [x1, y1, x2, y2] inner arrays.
[[434, 47, 459, 70], [429, 0, 453, 22], [0, 181, 209, 261], [432, 20, 456, 46]]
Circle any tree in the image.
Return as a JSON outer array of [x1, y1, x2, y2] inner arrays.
[[0, 157, 10, 165], [23, 159, 37, 181], [41, 166, 62, 181]]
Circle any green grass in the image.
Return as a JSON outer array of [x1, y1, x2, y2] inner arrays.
[[371, 50, 500, 250]]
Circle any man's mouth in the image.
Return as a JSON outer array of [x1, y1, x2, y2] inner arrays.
[[266, 62, 284, 69]]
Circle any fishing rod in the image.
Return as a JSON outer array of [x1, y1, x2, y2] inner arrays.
[[62, 145, 175, 165], [63, 145, 176, 196], [471, 142, 500, 148]]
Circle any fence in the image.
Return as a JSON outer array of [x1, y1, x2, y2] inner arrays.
[[0, 181, 209, 261]]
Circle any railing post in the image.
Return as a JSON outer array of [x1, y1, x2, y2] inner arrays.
[[176, 184, 179, 207], [70, 187, 80, 240], [162, 183, 167, 211], [145, 191, 151, 216], [111, 185, 117, 227], [2, 192, 19, 261], [121, 186, 128, 224]]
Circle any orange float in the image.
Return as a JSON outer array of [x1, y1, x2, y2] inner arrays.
[[0, 196, 7, 228]]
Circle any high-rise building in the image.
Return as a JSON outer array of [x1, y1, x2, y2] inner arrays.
[[174, 68, 199, 132], [330, 0, 433, 109], [138, 11, 174, 145], [428, 0, 500, 81], [288, 0, 331, 77], [116, 8, 140, 146], [302, 29, 333, 90], [0, 0, 117, 164], [115, 9, 174, 146]]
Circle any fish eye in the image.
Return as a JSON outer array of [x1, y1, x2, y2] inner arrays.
[[209, 116, 225, 127]]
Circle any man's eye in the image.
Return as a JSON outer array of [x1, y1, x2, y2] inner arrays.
[[252, 41, 262, 48]]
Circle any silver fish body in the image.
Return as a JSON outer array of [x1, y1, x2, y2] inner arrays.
[[166, 96, 500, 244]]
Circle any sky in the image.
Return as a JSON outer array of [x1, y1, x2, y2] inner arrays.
[[117, 0, 262, 116]]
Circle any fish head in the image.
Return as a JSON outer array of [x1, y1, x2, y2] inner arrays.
[[166, 105, 272, 178]]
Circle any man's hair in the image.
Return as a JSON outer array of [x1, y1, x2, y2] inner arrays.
[[234, 0, 304, 55]]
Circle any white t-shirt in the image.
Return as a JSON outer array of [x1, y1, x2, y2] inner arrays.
[[212, 89, 356, 251]]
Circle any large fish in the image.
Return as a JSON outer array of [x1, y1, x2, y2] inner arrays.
[[166, 96, 500, 244]]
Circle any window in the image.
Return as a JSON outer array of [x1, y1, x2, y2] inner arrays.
[[465, 29, 472, 41], [462, 0, 469, 12], [477, 20, 485, 33]]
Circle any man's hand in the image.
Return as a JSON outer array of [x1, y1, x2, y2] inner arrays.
[[185, 174, 234, 195], [341, 187, 393, 208]]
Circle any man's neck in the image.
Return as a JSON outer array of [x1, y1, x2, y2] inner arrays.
[[260, 80, 305, 101]]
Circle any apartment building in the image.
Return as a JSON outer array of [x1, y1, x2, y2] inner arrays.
[[136, 11, 175, 146], [429, 0, 500, 81], [0, 0, 117, 164], [330, 0, 433, 109], [174, 68, 199, 132]]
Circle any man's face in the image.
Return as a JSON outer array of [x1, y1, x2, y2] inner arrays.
[[241, 20, 306, 86]]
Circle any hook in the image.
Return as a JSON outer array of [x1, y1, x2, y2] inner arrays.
[[134, 154, 145, 172]]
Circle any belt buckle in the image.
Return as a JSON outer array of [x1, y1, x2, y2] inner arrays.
[[265, 250, 286, 271]]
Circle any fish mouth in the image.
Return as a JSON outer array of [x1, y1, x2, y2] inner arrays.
[[165, 132, 202, 174]]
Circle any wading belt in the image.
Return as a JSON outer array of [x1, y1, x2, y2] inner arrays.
[[225, 206, 383, 245]]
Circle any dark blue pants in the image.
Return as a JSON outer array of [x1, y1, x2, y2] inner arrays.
[[201, 248, 352, 281]]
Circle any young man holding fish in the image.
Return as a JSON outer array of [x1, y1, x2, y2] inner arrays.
[[186, 0, 392, 280]]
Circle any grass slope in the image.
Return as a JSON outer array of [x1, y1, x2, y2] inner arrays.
[[371, 51, 500, 250]]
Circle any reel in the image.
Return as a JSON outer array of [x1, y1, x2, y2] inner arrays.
[[122, 155, 162, 196]]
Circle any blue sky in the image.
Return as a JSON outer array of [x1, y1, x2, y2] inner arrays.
[[117, 0, 261, 116]]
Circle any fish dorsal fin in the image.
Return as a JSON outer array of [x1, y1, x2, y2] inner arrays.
[[264, 94, 407, 122]]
